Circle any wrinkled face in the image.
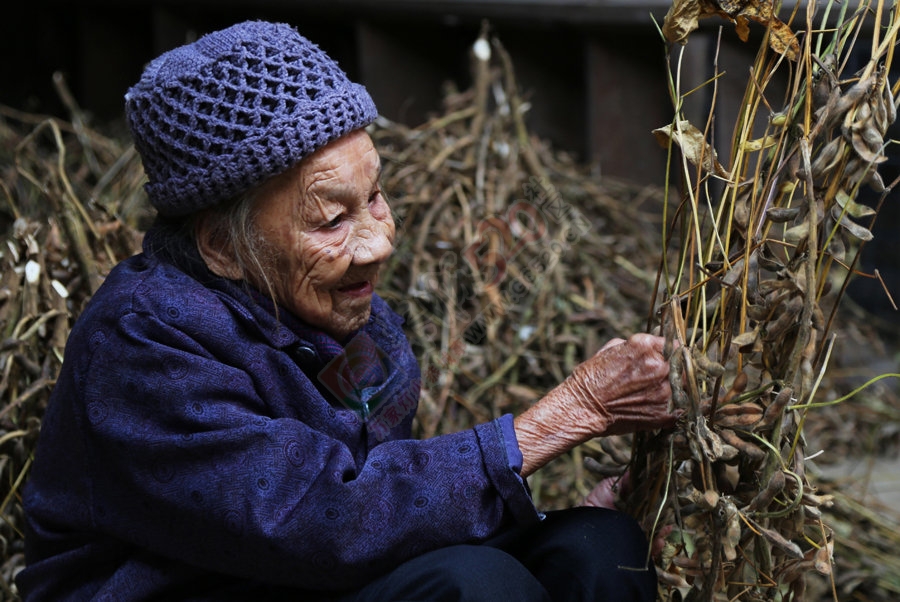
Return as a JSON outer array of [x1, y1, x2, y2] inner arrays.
[[251, 130, 395, 341]]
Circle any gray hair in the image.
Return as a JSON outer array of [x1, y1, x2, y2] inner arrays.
[[191, 191, 282, 314]]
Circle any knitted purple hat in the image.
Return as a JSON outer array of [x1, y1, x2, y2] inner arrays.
[[125, 21, 378, 217]]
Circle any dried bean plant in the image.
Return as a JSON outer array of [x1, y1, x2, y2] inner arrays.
[[615, 1, 900, 600]]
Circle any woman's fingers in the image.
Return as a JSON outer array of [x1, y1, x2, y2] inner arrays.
[[582, 471, 631, 509], [651, 524, 675, 559], [598, 337, 626, 352], [573, 334, 676, 435], [583, 476, 618, 509]]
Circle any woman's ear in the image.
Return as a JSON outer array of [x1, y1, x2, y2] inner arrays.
[[195, 213, 243, 280]]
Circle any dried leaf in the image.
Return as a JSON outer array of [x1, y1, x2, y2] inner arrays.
[[719, 497, 742, 560], [733, 14, 752, 42], [744, 10, 800, 60], [653, 120, 730, 178], [663, 0, 799, 59], [697, 420, 730, 461], [723, 0, 800, 59], [814, 540, 834, 576], [662, 0, 720, 44]]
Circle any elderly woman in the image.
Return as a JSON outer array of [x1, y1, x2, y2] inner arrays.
[[18, 21, 675, 602]]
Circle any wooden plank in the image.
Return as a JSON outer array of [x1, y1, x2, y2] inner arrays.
[[585, 33, 671, 182]]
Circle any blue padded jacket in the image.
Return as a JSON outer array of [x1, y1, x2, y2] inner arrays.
[[18, 227, 538, 601]]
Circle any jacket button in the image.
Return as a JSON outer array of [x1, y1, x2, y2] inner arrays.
[[293, 345, 317, 364]]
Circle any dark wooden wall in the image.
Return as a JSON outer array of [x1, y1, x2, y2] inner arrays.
[[4, 0, 679, 180], [3, 0, 897, 327]]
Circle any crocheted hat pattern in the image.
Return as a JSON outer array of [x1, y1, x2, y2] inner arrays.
[[125, 21, 378, 217]]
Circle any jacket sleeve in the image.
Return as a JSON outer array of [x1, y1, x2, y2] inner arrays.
[[68, 307, 540, 590]]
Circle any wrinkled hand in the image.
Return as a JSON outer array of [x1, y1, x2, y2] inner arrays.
[[582, 472, 628, 510], [515, 333, 677, 476], [564, 333, 676, 437]]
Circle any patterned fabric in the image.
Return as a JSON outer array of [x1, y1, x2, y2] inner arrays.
[[18, 226, 538, 601], [124, 21, 378, 216]]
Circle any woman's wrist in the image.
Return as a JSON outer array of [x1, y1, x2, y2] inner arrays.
[[513, 386, 603, 476]]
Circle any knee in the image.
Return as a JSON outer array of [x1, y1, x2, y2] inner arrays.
[[438, 546, 549, 601], [544, 506, 650, 568], [373, 544, 549, 602], [537, 507, 657, 601]]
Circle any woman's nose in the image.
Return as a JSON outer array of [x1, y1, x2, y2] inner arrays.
[[351, 216, 395, 264]]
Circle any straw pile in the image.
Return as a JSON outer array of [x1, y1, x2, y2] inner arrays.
[[0, 11, 898, 601], [0, 90, 149, 599], [373, 28, 667, 452]]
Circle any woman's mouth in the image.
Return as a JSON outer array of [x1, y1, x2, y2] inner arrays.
[[337, 281, 373, 297]]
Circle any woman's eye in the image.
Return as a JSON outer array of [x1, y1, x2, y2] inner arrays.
[[324, 215, 343, 229], [369, 190, 382, 204]]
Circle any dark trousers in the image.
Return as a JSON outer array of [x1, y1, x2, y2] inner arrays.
[[344, 506, 657, 602]]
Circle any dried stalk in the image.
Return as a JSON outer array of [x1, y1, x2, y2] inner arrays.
[[620, 2, 900, 600]]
